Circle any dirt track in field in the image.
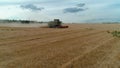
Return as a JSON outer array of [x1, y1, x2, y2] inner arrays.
[[0, 24, 120, 68]]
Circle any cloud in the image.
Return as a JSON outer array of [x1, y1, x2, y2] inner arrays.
[[20, 4, 44, 11], [77, 3, 85, 7], [64, 7, 86, 13], [63, 3, 88, 13]]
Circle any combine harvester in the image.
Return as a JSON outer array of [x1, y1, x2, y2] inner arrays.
[[48, 19, 68, 28]]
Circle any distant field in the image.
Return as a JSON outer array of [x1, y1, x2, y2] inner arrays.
[[0, 24, 120, 68]]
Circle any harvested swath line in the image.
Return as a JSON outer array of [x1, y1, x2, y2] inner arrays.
[[38, 32, 111, 68], [96, 38, 120, 68], [0, 28, 67, 38], [16, 31, 106, 53], [60, 37, 115, 68], [0, 28, 89, 40], [0, 30, 105, 56], [0, 30, 101, 46], [70, 38, 118, 68], [0, 30, 109, 68], [0, 30, 103, 58], [0, 30, 107, 66], [0, 30, 104, 60], [2, 30, 82, 40], [0, 27, 89, 41], [1, 24, 120, 68], [8, 30, 105, 49], [0, 30, 104, 57]]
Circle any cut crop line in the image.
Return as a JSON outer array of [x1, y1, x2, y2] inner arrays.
[[60, 37, 114, 68]]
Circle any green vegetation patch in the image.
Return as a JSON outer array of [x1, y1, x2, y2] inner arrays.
[[111, 31, 120, 37]]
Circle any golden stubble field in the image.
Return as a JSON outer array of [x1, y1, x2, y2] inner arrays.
[[0, 24, 120, 68]]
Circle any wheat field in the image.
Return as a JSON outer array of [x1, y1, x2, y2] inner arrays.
[[0, 24, 120, 68]]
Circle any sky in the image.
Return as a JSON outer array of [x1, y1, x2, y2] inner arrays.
[[0, 0, 120, 23]]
